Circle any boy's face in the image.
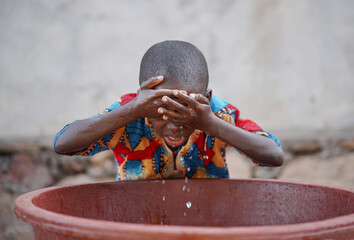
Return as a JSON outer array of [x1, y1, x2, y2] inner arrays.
[[149, 79, 210, 151]]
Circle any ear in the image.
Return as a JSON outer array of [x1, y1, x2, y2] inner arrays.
[[205, 88, 212, 102]]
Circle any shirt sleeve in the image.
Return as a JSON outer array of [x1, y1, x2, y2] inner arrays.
[[53, 93, 137, 156], [222, 102, 282, 167]]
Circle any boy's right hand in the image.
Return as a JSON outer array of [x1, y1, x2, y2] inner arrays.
[[132, 76, 174, 119], [55, 75, 172, 155]]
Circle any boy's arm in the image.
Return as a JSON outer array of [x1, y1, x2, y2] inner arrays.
[[54, 100, 138, 154], [158, 91, 284, 167], [202, 115, 283, 166], [54, 76, 173, 154]]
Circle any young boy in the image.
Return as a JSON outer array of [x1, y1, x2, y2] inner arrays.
[[54, 40, 283, 180]]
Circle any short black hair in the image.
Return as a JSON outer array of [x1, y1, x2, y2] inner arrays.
[[139, 40, 209, 93]]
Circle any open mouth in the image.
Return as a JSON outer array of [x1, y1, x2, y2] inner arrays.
[[164, 136, 186, 148]]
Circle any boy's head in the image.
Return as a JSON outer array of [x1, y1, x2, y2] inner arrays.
[[139, 40, 209, 94], [139, 40, 211, 150]]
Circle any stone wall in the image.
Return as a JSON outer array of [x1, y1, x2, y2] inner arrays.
[[227, 138, 354, 189], [0, 140, 116, 240], [1, 138, 353, 239]]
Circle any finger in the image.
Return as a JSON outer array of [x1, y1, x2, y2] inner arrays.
[[153, 90, 186, 100], [157, 107, 185, 120], [140, 76, 164, 90], [150, 89, 175, 98], [190, 93, 209, 104], [162, 116, 194, 131], [161, 96, 191, 114], [172, 91, 200, 109], [152, 99, 171, 108]]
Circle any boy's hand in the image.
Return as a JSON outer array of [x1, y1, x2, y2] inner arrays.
[[132, 76, 174, 119], [157, 91, 215, 132]]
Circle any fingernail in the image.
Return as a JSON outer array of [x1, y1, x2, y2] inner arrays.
[[157, 76, 163, 80], [181, 90, 187, 94], [190, 93, 196, 98], [163, 115, 168, 120], [158, 107, 164, 113], [162, 96, 168, 102], [173, 90, 179, 96]]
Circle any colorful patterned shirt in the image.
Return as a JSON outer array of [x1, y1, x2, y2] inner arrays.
[[54, 94, 281, 180]]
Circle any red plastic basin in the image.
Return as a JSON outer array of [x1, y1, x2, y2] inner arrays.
[[15, 179, 354, 239]]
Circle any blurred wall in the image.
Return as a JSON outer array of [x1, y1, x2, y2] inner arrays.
[[1, 0, 354, 144]]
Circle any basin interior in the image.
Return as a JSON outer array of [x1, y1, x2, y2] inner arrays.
[[32, 179, 354, 227]]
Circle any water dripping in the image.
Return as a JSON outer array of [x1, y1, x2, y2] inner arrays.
[[186, 201, 192, 208], [184, 212, 187, 217], [162, 196, 166, 201], [182, 185, 186, 192], [185, 177, 188, 183]]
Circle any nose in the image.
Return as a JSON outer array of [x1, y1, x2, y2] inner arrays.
[[166, 122, 181, 133]]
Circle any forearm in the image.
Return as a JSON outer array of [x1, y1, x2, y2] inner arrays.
[[54, 101, 139, 154], [206, 116, 284, 166]]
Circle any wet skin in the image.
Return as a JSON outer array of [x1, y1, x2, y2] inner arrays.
[[54, 76, 176, 154], [145, 77, 283, 166], [54, 76, 284, 166], [148, 79, 212, 150]]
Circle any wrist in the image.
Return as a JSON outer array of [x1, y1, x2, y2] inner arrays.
[[200, 112, 220, 136], [126, 98, 144, 120], [106, 100, 141, 130]]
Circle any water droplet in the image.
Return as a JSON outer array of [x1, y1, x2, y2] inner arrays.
[[187, 167, 190, 172], [182, 186, 186, 191], [161, 221, 163, 225], [185, 177, 188, 183], [184, 212, 187, 216], [187, 188, 190, 192], [162, 196, 166, 201], [162, 180, 165, 184], [189, 155, 192, 159], [186, 201, 192, 208]]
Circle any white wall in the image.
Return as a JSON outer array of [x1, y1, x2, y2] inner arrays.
[[1, 0, 353, 143]]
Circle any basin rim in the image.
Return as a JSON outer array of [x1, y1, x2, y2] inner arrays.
[[14, 178, 354, 239]]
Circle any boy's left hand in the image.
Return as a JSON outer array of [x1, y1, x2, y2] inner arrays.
[[158, 91, 215, 132]]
